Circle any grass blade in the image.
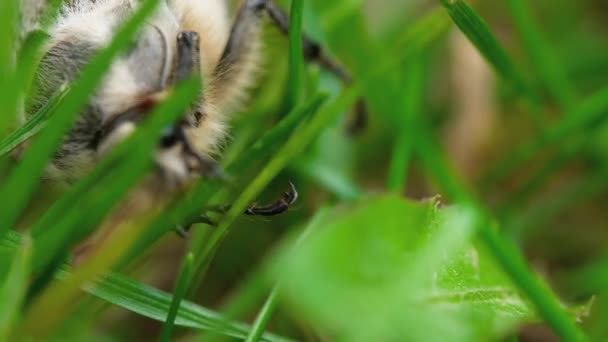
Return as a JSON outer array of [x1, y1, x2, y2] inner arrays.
[[0, 85, 68, 158], [483, 86, 608, 185], [188, 87, 359, 293], [160, 253, 194, 342], [439, 0, 541, 124], [91, 272, 290, 342], [0, 0, 19, 133], [287, 0, 305, 107], [507, 0, 576, 111], [245, 284, 281, 342], [120, 95, 327, 267], [386, 54, 425, 192], [0, 235, 31, 341], [0, 0, 160, 235], [1, 230, 288, 341]]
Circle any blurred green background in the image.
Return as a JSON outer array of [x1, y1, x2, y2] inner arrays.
[[3, 0, 608, 340]]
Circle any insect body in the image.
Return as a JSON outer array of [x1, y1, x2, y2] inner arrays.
[[25, 0, 350, 240], [31, 0, 265, 186]]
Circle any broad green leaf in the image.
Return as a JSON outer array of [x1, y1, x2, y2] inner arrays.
[[412, 118, 585, 341], [273, 195, 535, 341]]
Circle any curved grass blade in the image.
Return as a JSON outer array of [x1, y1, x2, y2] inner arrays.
[[188, 87, 359, 293], [0, 231, 288, 342], [0, 0, 160, 237], [91, 272, 291, 342], [120, 94, 327, 268], [0, 85, 68, 158], [160, 253, 194, 342], [245, 284, 281, 342], [507, 0, 576, 111], [438, 0, 541, 125]]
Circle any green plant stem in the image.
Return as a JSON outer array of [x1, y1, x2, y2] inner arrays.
[[160, 253, 194, 342], [245, 284, 281, 342], [119, 95, 326, 275], [287, 0, 304, 107], [188, 87, 359, 294]]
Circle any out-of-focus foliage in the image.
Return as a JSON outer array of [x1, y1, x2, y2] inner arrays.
[[2, 0, 608, 340], [274, 195, 534, 341]]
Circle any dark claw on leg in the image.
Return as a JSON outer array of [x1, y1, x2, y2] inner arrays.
[[174, 182, 298, 238], [245, 182, 298, 216]]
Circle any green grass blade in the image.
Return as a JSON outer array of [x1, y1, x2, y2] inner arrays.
[[386, 54, 425, 192], [367, 7, 450, 86], [245, 284, 281, 342], [0, 235, 31, 341], [90, 272, 290, 342], [0, 0, 19, 133], [0, 85, 68, 158], [17, 0, 65, 99], [188, 87, 359, 292], [483, 86, 608, 185], [119, 95, 327, 267], [499, 139, 584, 217], [439, 0, 541, 124], [507, 0, 576, 111], [287, 0, 305, 107], [1, 231, 287, 341], [160, 253, 194, 342], [0, 0, 160, 235]]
